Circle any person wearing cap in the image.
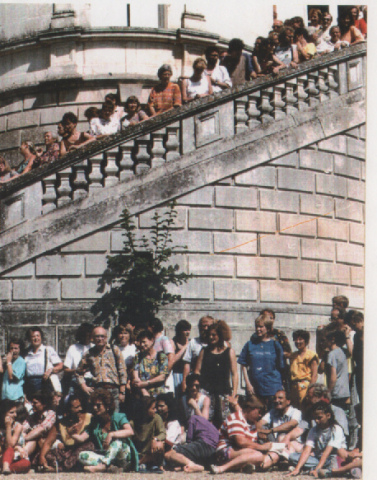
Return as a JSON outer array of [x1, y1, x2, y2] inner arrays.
[[148, 64, 182, 116]]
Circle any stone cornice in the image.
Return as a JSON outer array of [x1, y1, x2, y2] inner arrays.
[[0, 42, 366, 201]]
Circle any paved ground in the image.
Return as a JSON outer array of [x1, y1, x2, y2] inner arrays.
[[8, 472, 349, 480]]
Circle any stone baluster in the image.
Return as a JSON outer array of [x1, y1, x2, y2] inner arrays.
[[259, 87, 274, 123], [57, 168, 73, 207], [135, 134, 151, 174], [104, 148, 119, 187], [165, 123, 180, 162], [88, 154, 104, 191], [297, 75, 309, 111], [306, 71, 320, 107], [284, 79, 297, 115], [42, 174, 57, 214], [327, 66, 339, 99], [247, 91, 261, 129], [151, 129, 166, 168], [271, 85, 285, 121], [72, 160, 88, 200], [318, 68, 329, 103], [119, 141, 135, 181], [234, 96, 248, 133]]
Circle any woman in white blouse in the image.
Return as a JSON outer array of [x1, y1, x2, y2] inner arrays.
[[24, 327, 63, 401], [181, 58, 213, 104], [89, 101, 121, 138]]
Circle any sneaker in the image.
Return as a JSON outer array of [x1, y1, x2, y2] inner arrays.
[[318, 469, 331, 478], [350, 467, 362, 479], [210, 464, 220, 475], [288, 466, 296, 472]]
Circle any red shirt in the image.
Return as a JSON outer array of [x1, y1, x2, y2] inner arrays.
[[148, 82, 182, 114]]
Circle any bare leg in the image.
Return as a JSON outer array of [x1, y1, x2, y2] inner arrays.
[[261, 451, 280, 470], [215, 448, 265, 474], [83, 464, 107, 473], [25, 441, 37, 457], [165, 449, 204, 472], [331, 458, 362, 475]]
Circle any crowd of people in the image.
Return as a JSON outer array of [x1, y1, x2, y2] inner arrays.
[[0, 6, 366, 186], [0, 294, 363, 477]]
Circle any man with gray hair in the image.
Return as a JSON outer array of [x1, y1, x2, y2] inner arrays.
[[148, 64, 182, 116]]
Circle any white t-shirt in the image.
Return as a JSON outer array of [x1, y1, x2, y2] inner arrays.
[[205, 65, 232, 93], [186, 75, 210, 100], [25, 345, 62, 377], [182, 337, 206, 366], [89, 117, 120, 136], [262, 406, 302, 439], [166, 420, 182, 446], [119, 344, 137, 369], [306, 424, 346, 459], [64, 343, 93, 380]]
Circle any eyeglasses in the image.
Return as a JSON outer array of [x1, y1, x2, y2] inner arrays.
[[94, 335, 106, 339], [93, 403, 104, 409]]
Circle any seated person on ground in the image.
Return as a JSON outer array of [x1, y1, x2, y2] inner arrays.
[[156, 393, 182, 451], [258, 390, 302, 443], [89, 101, 121, 138], [179, 374, 210, 427], [148, 64, 182, 116], [210, 395, 278, 474], [164, 414, 219, 473], [60, 112, 96, 156]]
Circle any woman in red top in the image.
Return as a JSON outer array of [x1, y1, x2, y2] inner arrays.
[[148, 64, 182, 116], [349, 6, 367, 37]]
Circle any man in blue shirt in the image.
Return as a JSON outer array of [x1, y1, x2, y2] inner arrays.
[[1, 336, 26, 401]]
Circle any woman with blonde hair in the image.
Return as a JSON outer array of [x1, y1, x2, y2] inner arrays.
[[181, 58, 213, 103], [17, 141, 39, 175], [0, 156, 17, 183], [194, 320, 238, 427], [238, 313, 285, 409]]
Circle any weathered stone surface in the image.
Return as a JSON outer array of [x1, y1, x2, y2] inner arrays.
[[61, 279, 103, 299], [7, 111, 40, 131], [260, 235, 299, 258], [338, 286, 364, 309], [215, 186, 257, 209], [214, 233, 257, 255], [349, 223, 364, 245], [301, 238, 335, 262], [188, 255, 233, 277], [139, 207, 186, 229], [3, 263, 35, 278], [300, 194, 333, 216], [317, 218, 348, 241], [176, 187, 214, 206], [280, 259, 317, 281], [302, 283, 337, 305], [334, 155, 361, 179], [214, 280, 258, 301], [0, 117, 6, 133], [236, 257, 278, 279], [236, 211, 276, 233], [336, 243, 364, 266], [13, 280, 59, 300], [0, 280, 11, 300], [260, 280, 300, 303], [299, 150, 333, 173], [347, 136, 365, 159], [41, 106, 78, 125], [351, 266, 364, 287], [169, 278, 211, 300], [61, 232, 109, 252], [347, 179, 365, 202], [335, 199, 363, 222], [36, 255, 84, 277], [260, 190, 299, 213], [318, 135, 347, 154], [318, 263, 350, 285], [278, 168, 315, 193], [316, 174, 347, 198], [271, 152, 297, 167], [279, 214, 316, 237], [235, 167, 276, 188], [189, 208, 233, 231], [85, 254, 108, 276], [0, 130, 21, 150]]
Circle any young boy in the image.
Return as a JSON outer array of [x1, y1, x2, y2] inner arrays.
[[60, 112, 95, 156]]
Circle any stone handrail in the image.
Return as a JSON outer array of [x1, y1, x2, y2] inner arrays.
[[0, 43, 366, 232]]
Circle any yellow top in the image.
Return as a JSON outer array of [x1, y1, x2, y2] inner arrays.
[[59, 412, 92, 446], [290, 349, 319, 382]]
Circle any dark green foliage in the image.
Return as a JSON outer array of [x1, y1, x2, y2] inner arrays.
[[91, 202, 191, 327]]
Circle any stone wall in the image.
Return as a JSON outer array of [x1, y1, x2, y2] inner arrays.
[[0, 125, 365, 355]]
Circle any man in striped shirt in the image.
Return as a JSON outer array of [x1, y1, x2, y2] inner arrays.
[[210, 396, 279, 474]]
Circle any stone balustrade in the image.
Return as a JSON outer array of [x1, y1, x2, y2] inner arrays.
[[0, 43, 366, 234]]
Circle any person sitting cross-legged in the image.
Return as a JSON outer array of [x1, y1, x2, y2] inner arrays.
[[210, 395, 279, 474]]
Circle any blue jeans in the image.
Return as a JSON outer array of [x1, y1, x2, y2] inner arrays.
[[289, 452, 334, 471]]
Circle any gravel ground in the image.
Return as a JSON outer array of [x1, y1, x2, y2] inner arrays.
[[6, 472, 349, 480]]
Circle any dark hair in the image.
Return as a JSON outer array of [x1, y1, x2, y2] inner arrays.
[[62, 112, 78, 125], [104, 93, 119, 104], [326, 330, 346, 347], [16, 404, 29, 424], [90, 388, 115, 414], [84, 107, 99, 121], [67, 394, 83, 408], [332, 295, 349, 309], [175, 319, 191, 335], [260, 308, 276, 320], [0, 156, 11, 174], [338, 10, 355, 34], [353, 311, 364, 324], [294, 27, 309, 41], [332, 307, 346, 321], [8, 335, 25, 352], [205, 46, 220, 59], [31, 391, 49, 409], [112, 324, 135, 345], [137, 329, 155, 342], [100, 101, 115, 116], [228, 38, 245, 52], [26, 327, 44, 343], [156, 393, 178, 422], [208, 320, 232, 347], [293, 330, 310, 345], [311, 400, 336, 428], [291, 16, 305, 28], [157, 64, 173, 78], [0, 400, 18, 429], [186, 373, 201, 389], [275, 389, 291, 401], [198, 315, 214, 328], [148, 318, 164, 334], [75, 322, 94, 344], [125, 95, 141, 112], [241, 395, 265, 411], [278, 27, 294, 44]]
